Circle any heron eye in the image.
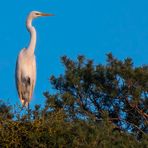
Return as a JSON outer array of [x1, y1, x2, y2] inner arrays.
[[35, 13, 40, 15]]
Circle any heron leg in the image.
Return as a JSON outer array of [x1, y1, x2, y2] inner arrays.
[[28, 102, 30, 110], [27, 102, 30, 120]]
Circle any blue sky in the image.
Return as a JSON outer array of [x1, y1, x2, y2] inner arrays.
[[0, 0, 148, 107]]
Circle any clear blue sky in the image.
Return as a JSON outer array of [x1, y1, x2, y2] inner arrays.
[[0, 0, 148, 107]]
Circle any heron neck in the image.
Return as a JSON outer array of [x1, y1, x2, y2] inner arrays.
[[26, 18, 36, 55]]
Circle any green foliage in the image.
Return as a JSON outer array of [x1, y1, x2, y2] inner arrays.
[[0, 53, 148, 147], [0, 106, 146, 147], [50, 53, 148, 138]]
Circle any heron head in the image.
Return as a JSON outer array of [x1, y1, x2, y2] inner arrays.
[[29, 11, 54, 19]]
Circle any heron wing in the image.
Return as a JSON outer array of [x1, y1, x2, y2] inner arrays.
[[15, 53, 23, 104], [29, 55, 36, 102], [16, 49, 36, 106], [27, 56, 36, 103]]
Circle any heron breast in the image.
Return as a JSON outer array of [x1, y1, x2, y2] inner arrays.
[[21, 57, 35, 77]]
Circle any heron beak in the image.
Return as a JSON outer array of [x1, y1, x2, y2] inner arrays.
[[40, 13, 54, 16]]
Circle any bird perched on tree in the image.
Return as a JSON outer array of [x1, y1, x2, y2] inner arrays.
[[15, 11, 54, 107]]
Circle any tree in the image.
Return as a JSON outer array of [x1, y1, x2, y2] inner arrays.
[[0, 53, 147, 147], [46, 53, 148, 139]]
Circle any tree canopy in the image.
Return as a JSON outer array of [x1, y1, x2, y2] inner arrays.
[[0, 53, 148, 147]]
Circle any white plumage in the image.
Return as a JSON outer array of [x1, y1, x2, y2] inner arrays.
[[15, 11, 54, 107]]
